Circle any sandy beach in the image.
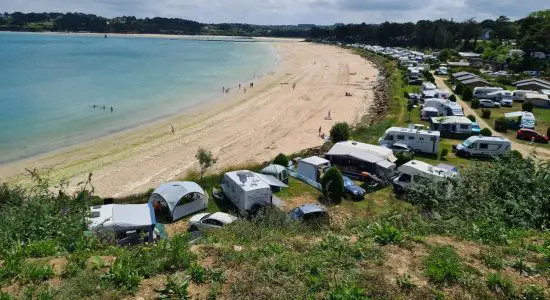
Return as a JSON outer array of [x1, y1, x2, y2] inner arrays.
[[0, 41, 378, 197]]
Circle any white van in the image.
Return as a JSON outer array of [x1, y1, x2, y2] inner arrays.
[[221, 171, 273, 213], [473, 87, 503, 99], [379, 127, 440, 155], [393, 160, 457, 193], [455, 136, 511, 158]]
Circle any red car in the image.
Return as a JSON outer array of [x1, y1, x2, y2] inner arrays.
[[516, 129, 549, 144]]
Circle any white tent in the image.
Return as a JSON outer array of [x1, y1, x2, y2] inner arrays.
[[89, 203, 156, 233], [149, 181, 208, 223]]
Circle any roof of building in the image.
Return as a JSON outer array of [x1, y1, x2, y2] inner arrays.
[[459, 52, 482, 58], [525, 93, 550, 100], [430, 116, 472, 124], [461, 78, 492, 85], [447, 61, 471, 67], [327, 141, 398, 163], [385, 127, 440, 136], [456, 74, 478, 82], [399, 160, 456, 178], [299, 156, 330, 166], [451, 71, 472, 78], [513, 78, 550, 86], [516, 81, 550, 90]]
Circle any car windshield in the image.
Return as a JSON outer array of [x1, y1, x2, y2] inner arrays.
[[200, 213, 213, 221], [290, 208, 304, 219], [343, 176, 353, 187], [462, 138, 475, 148]]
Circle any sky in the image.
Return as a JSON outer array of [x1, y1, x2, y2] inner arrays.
[[1, 0, 548, 25]]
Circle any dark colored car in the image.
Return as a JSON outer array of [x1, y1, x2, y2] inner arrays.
[[516, 128, 549, 144], [343, 176, 366, 200], [289, 204, 329, 225]]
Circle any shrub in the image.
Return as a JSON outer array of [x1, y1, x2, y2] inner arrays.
[[273, 153, 289, 167], [373, 222, 403, 245], [330, 122, 351, 143], [494, 117, 508, 132], [522, 102, 534, 112], [462, 87, 473, 101], [440, 148, 449, 160], [471, 99, 480, 109], [20, 262, 54, 283], [102, 256, 142, 293], [157, 274, 190, 300], [521, 284, 546, 300], [486, 272, 515, 296], [510, 150, 523, 159], [480, 251, 504, 270], [480, 128, 492, 136], [396, 151, 413, 166], [467, 114, 476, 122], [455, 84, 463, 95], [424, 246, 463, 285], [189, 263, 207, 284], [396, 274, 416, 291], [481, 109, 491, 119], [449, 94, 457, 102], [196, 148, 217, 180], [327, 285, 368, 300], [321, 167, 344, 205]]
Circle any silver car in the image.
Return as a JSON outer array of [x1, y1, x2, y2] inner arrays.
[[478, 99, 501, 108], [188, 212, 238, 232]]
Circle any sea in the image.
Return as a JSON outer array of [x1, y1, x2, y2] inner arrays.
[[0, 32, 278, 164]]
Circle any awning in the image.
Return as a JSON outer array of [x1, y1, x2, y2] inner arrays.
[[255, 173, 289, 188]]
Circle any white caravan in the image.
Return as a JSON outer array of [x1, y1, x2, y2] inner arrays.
[[423, 99, 464, 117], [485, 90, 514, 107], [455, 136, 511, 158], [430, 116, 473, 134], [297, 156, 331, 183], [221, 171, 273, 213], [393, 160, 457, 193], [379, 127, 440, 155], [473, 87, 503, 99]]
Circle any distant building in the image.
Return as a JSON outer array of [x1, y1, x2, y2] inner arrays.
[[461, 78, 493, 88], [514, 78, 550, 92], [447, 61, 471, 67]]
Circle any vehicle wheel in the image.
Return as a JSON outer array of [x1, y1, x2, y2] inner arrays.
[[188, 225, 198, 232]]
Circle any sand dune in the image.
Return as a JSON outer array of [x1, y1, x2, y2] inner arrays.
[[0, 42, 379, 197]]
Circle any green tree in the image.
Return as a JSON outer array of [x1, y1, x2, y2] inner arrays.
[[462, 87, 473, 101], [471, 99, 480, 108], [522, 102, 534, 112], [482, 109, 492, 119], [467, 114, 476, 122], [407, 101, 414, 122], [273, 153, 289, 167], [494, 117, 508, 132], [330, 122, 351, 143], [195, 148, 217, 180], [321, 167, 344, 205], [480, 128, 492, 136], [440, 148, 449, 160], [449, 94, 457, 102]]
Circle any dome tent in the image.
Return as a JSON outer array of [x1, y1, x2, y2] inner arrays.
[[148, 181, 208, 223], [260, 164, 289, 184]]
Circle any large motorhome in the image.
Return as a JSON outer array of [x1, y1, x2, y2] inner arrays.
[[393, 160, 457, 193], [473, 87, 503, 99], [378, 127, 440, 155], [455, 136, 511, 158], [221, 171, 273, 213]]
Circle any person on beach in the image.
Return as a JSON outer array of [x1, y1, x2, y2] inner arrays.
[[292, 83, 296, 90], [328, 110, 331, 119], [250, 82, 254, 88], [238, 83, 241, 89], [171, 126, 175, 134], [93, 104, 96, 109], [318, 126, 322, 137], [110, 106, 113, 112]]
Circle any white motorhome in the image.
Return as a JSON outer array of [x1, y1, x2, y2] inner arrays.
[[455, 136, 511, 158], [430, 116, 473, 135], [378, 127, 440, 155], [297, 156, 331, 183], [221, 171, 273, 213], [423, 99, 464, 117], [422, 82, 437, 91], [473, 87, 503, 99], [485, 90, 514, 106], [393, 160, 457, 193], [434, 89, 452, 99]]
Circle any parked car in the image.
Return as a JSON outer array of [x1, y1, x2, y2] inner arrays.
[[471, 122, 481, 135], [500, 98, 513, 107], [289, 204, 329, 225], [188, 212, 238, 232], [343, 176, 366, 200], [478, 99, 501, 108], [516, 128, 549, 144], [381, 142, 413, 154]]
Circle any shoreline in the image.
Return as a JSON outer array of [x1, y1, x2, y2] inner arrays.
[[0, 42, 379, 197]]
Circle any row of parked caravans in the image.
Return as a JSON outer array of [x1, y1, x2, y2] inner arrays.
[[473, 87, 550, 108]]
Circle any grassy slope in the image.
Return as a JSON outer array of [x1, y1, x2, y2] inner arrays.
[[2, 50, 550, 300]]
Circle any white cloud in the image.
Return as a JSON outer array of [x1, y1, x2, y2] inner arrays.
[[1, 0, 548, 24]]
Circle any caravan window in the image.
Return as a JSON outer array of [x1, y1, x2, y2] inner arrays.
[[397, 135, 405, 140], [398, 174, 411, 183], [176, 193, 201, 207], [408, 136, 415, 140], [479, 143, 489, 149], [460, 124, 469, 129], [385, 135, 394, 141]]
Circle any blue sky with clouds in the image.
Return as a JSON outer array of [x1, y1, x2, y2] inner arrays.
[[2, 0, 548, 24]]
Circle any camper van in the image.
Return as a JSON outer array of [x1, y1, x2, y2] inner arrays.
[[455, 136, 511, 158], [423, 99, 464, 117], [473, 87, 503, 99], [379, 127, 440, 155], [393, 160, 457, 193], [221, 171, 273, 213]]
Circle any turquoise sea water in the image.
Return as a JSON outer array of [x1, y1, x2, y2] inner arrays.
[[0, 33, 277, 163]]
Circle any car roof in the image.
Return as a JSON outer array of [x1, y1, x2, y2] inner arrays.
[[208, 212, 237, 224], [297, 204, 327, 214]]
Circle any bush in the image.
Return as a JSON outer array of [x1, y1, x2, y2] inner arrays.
[[471, 99, 480, 109], [522, 102, 534, 112], [480, 128, 492, 136], [373, 222, 403, 245], [462, 87, 473, 101], [454, 84, 463, 95], [327, 285, 368, 300], [189, 263, 207, 284], [330, 122, 351, 143], [521, 284, 546, 300], [510, 150, 523, 159], [481, 109, 491, 119], [494, 117, 508, 132], [102, 256, 143, 292], [440, 148, 449, 160], [273, 153, 289, 167], [480, 251, 504, 270], [321, 167, 344, 205], [395, 151, 413, 166], [467, 114, 476, 122], [424, 246, 463, 285], [449, 94, 457, 102], [486, 272, 515, 296], [157, 274, 190, 300], [20, 262, 54, 283]]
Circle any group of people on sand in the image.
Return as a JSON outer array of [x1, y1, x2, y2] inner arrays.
[[222, 82, 255, 95], [318, 110, 332, 139], [92, 104, 114, 112]]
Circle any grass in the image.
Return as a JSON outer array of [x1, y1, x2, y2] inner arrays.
[[486, 272, 515, 297], [424, 246, 463, 285], [274, 177, 321, 199]]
